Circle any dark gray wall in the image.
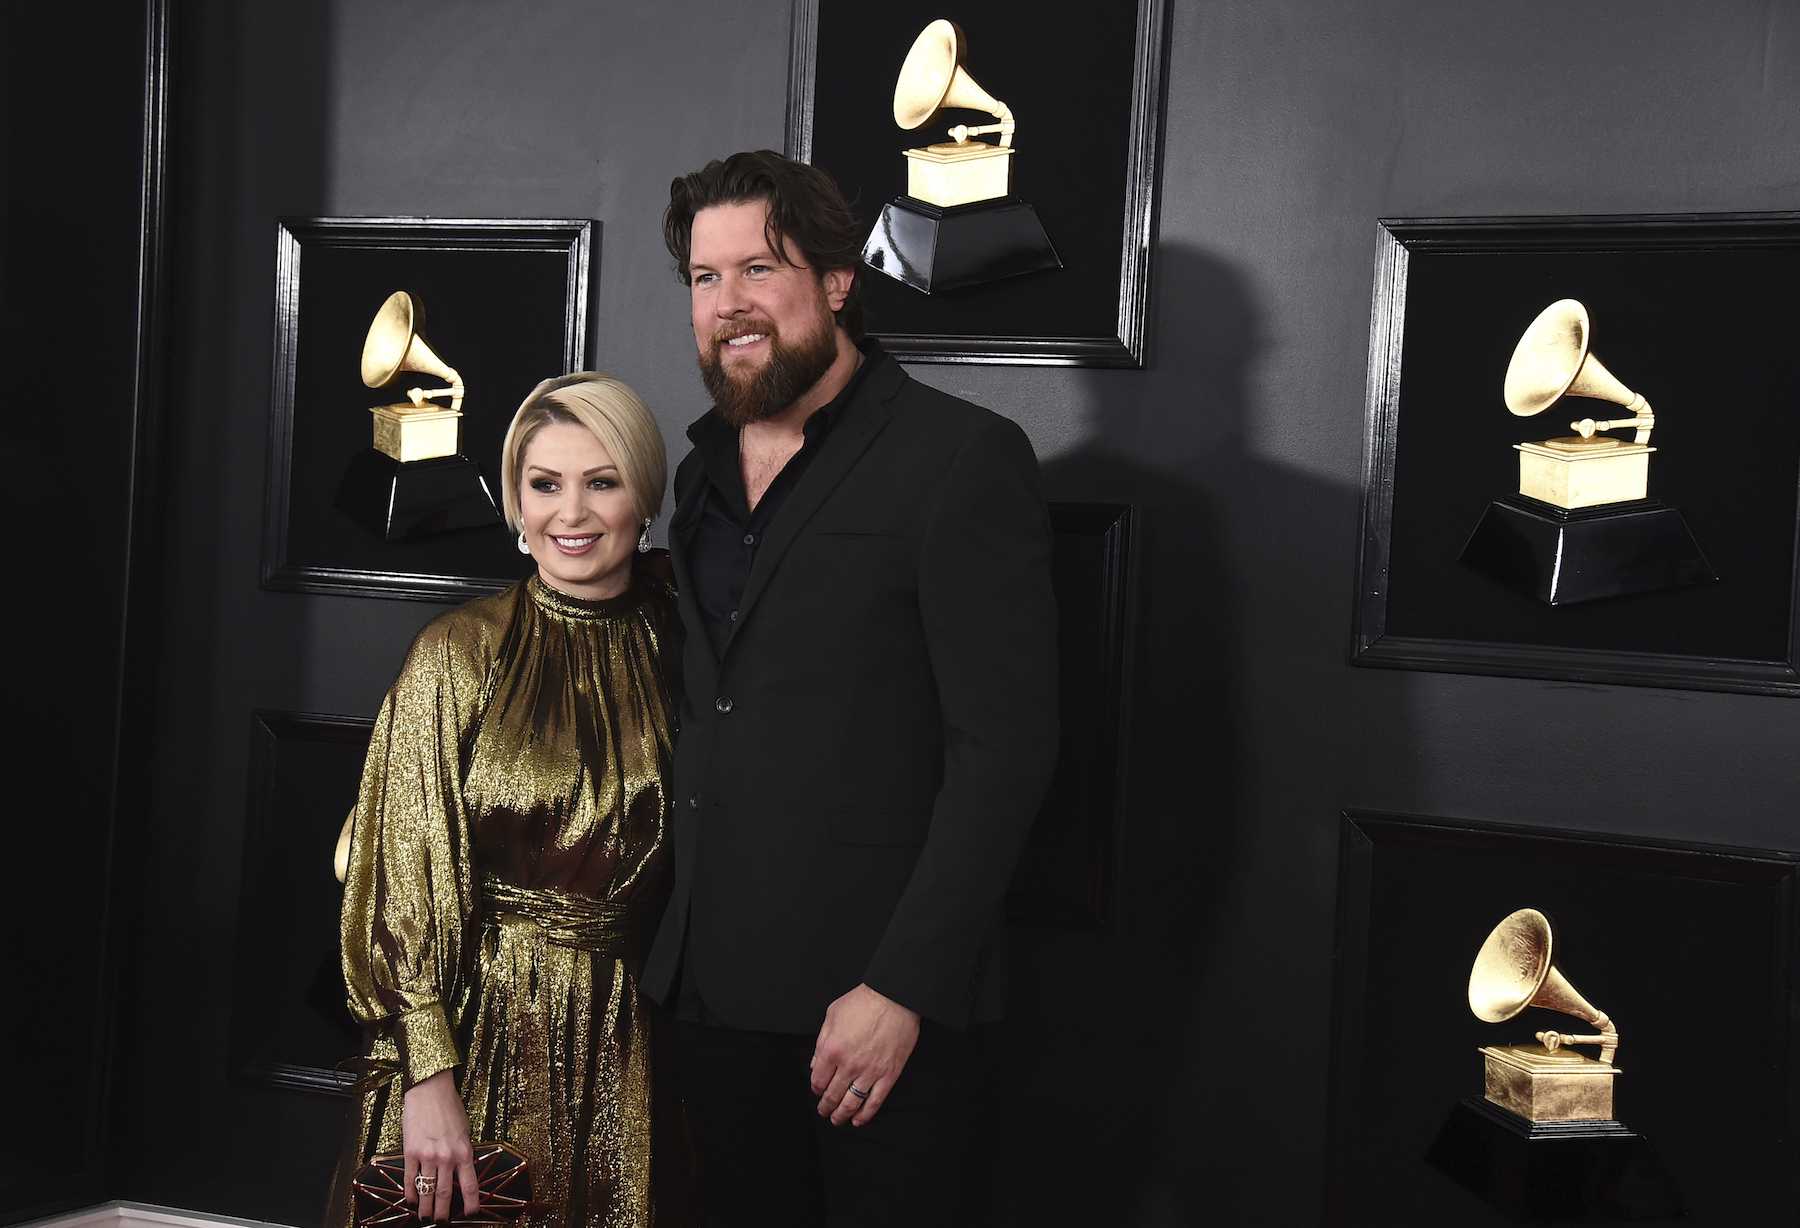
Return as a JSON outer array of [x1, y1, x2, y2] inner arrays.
[[112, 1, 1800, 1225]]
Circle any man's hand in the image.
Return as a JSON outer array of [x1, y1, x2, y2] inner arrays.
[[810, 983, 920, 1127]]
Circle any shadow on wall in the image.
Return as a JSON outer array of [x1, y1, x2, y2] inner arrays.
[[969, 242, 1405, 1226]]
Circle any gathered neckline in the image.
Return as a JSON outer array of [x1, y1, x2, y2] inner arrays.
[[527, 574, 646, 621]]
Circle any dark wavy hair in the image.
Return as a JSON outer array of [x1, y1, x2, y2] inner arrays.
[[664, 150, 866, 342]]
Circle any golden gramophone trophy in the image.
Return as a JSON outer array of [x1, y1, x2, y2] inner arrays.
[[1425, 909, 1680, 1220], [1458, 299, 1714, 604], [861, 19, 1060, 294], [1468, 908, 1621, 1123], [332, 291, 503, 540]]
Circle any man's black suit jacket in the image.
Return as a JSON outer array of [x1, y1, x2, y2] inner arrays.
[[642, 353, 1059, 1033]]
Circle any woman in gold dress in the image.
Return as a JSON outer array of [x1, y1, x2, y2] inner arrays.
[[326, 373, 692, 1228]]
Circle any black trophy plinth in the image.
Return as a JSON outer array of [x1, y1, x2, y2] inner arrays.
[[334, 448, 503, 541], [862, 196, 1060, 294], [1426, 1098, 1683, 1222], [1458, 493, 1716, 606]]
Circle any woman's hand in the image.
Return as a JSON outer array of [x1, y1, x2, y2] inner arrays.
[[402, 1069, 479, 1221]]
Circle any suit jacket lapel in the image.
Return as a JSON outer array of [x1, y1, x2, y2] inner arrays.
[[727, 361, 903, 646], [666, 450, 709, 603]]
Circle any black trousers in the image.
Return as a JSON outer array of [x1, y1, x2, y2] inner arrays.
[[676, 1018, 975, 1227]]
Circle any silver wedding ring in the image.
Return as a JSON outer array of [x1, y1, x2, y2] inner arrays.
[[848, 1083, 869, 1098]]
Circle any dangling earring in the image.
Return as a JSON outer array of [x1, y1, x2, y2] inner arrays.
[[637, 518, 653, 553], [517, 531, 531, 555]]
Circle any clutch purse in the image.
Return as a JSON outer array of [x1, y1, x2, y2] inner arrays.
[[352, 1142, 535, 1226]]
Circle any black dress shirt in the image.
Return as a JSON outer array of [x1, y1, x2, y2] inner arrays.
[[681, 340, 884, 662]]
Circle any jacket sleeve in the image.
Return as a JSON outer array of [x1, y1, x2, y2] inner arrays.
[[339, 617, 483, 1087], [861, 414, 1060, 1024]]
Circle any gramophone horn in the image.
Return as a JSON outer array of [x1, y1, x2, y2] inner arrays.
[[361, 291, 463, 410], [1503, 298, 1652, 443], [893, 19, 1013, 145], [1469, 907, 1618, 1064]]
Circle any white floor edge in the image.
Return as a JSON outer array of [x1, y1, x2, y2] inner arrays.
[[22, 1202, 298, 1228]]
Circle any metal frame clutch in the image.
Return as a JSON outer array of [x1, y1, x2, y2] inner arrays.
[[352, 1142, 535, 1226]]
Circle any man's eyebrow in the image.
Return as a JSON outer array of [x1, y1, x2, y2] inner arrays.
[[691, 250, 785, 273]]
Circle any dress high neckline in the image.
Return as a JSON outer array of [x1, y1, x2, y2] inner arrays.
[[528, 573, 644, 621]]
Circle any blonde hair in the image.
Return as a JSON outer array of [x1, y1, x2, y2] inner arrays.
[[499, 373, 667, 534]]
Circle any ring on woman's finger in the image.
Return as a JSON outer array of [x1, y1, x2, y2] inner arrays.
[[415, 1175, 438, 1196], [848, 1083, 870, 1099]]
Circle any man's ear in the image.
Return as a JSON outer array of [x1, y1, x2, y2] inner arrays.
[[821, 268, 854, 312]]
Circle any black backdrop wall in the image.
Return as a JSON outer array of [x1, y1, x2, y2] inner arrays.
[[0, 0, 166, 1220], [9, 2, 1800, 1226]]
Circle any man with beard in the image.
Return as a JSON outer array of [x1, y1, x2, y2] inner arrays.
[[642, 149, 1059, 1226]]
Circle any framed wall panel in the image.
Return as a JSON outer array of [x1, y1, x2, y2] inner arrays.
[[1007, 502, 1135, 930], [1352, 213, 1800, 694], [228, 712, 374, 1097], [262, 217, 593, 602], [1325, 811, 1800, 1226], [788, 0, 1169, 366]]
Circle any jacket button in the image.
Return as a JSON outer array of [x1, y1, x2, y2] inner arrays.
[[715, 696, 734, 713], [688, 795, 699, 810]]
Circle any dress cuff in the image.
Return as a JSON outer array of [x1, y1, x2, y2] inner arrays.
[[394, 1002, 461, 1088]]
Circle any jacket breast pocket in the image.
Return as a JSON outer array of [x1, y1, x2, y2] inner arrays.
[[830, 808, 931, 846]]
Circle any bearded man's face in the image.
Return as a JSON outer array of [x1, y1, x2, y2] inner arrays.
[[687, 200, 848, 425]]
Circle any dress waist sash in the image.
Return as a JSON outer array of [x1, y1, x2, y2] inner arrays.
[[480, 876, 651, 959]]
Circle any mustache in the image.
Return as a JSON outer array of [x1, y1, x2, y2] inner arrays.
[[710, 318, 779, 350]]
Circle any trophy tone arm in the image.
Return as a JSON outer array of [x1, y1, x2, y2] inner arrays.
[[1535, 1010, 1619, 1066], [1571, 394, 1654, 446], [406, 366, 465, 412], [948, 99, 1015, 147]]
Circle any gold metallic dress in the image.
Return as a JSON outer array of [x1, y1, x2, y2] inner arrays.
[[326, 571, 694, 1228]]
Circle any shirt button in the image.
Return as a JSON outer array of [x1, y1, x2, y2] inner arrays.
[[688, 795, 699, 811], [728, 609, 738, 621], [715, 696, 734, 713], [742, 533, 756, 546]]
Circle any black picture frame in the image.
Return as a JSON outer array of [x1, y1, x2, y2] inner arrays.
[[228, 711, 376, 1097], [1352, 212, 1800, 695], [787, 0, 1169, 367], [262, 217, 594, 602], [1007, 502, 1136, 930], [1324, 811, 1800, 1227]]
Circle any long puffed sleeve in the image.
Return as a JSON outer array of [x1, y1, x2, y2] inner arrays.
[[339, 612, 489, 1088]]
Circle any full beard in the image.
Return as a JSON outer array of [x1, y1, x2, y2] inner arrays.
[[699, 312, 841, 428]]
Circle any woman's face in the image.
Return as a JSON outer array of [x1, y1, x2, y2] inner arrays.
[[518, 422, 639, 600]]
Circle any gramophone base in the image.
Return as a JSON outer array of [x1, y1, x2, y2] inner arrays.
[[370, 402, 462, 464], [1459, 493, 1716, 606], [1426, 1098, 1682, 1222], [1481, 1044, 1617, 1122], [334, 449, 502, 541], [862, 196, 1060, 294]]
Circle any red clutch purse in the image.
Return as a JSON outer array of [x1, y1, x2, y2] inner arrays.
[[352, 1142, 535, 1226]]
